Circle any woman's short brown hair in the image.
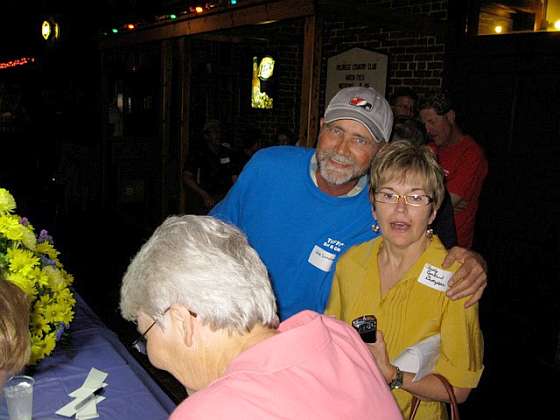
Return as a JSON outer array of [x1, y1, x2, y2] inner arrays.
[[369, 140, 445, 210], [0, 280, 31, 374]]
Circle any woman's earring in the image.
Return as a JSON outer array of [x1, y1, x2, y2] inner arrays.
[[426, 227, 433, 239], [371, 223, 380, 233]]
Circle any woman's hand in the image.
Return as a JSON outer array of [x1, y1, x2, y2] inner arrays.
[[367, 330, 397, 384], [443, 247, 487, 308]]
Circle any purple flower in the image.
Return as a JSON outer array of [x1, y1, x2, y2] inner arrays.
[[20, 217, 29, 226], [41, 255, 56, 267], [55, 323, 68, 341], [38, 229, 54, 244]]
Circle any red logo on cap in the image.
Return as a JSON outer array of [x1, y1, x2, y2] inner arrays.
[[349, 97, 372, 111]]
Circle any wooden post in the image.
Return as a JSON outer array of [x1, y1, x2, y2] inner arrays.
[[299, 15, 322, 148], [178, 38, 192, 214]]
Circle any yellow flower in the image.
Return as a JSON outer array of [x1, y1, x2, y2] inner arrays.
[[6, 247, 40, 275], [44, 301, 65, 324], [56, 288, 76, 308], [1, 186, 75, 365], [30, 331, 57, 364], [34, 295, 53, 314], [36, 241, 60, 264], [21, 227, 37, 250], [62, 269, 74, 287], [43, 266, 65, 290], [31, 312, 51, 334], [6, 275, 36, 298], [0, 215, 26, 241], [0, 188, 16, 214]]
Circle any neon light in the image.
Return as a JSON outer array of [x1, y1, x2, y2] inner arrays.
[[42, 20, 52, 40]]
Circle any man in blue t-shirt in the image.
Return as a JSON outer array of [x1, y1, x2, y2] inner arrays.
[[211, 86, 487, 320]]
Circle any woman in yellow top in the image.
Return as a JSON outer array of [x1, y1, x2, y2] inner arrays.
[[326, 141, 483, 419]]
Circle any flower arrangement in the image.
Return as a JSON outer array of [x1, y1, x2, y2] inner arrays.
[[0, 187, 76, 364]]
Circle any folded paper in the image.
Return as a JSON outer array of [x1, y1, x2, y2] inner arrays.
[[393, 334, 440, 382], [55, 368, 108, 418]]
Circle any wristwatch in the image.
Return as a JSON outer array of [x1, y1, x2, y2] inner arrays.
[[389, 366, 403, 390]]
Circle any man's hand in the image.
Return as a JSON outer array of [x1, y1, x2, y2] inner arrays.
[[443, 247, 487, 308]]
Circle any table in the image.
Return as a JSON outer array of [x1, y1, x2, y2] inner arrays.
[[0, 293, 176, 419]]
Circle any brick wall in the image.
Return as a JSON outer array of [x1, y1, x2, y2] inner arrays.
[[320, 0, 449, 110]]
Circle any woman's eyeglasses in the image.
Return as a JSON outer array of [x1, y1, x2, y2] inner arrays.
[[373, 191, 433, 207], [131, 317, 159, 355], [131, 308, 196, 355]]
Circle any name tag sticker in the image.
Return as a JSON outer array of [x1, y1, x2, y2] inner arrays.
[[220, 157, 231, 164], [308, 245, 336, 272], [417, 263, 454, 292]]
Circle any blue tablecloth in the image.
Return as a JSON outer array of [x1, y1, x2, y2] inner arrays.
[[1, 293, 176, 419]]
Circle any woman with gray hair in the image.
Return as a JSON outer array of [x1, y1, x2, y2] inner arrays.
[[120, 215, 401, 420]]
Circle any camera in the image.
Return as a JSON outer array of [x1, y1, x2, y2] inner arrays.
[[351, 315, 377, 343]]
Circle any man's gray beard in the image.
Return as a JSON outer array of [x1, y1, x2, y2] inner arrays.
[[317, 151, 367, 186]]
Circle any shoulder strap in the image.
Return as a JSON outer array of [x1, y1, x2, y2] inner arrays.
[[408, 374, 460, 420]]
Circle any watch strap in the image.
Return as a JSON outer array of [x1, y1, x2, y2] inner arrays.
[[389, 366, 403, 390]]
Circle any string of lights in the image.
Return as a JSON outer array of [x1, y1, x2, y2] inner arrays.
[[0, 57, 35, 71]]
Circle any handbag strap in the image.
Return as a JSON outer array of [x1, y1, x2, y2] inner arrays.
[[408, 374, 460, 420]]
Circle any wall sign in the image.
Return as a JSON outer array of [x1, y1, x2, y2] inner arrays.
[[325, 48, 388, 107]]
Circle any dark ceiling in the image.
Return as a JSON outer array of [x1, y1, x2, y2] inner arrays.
[[0, 0, 189, 58]]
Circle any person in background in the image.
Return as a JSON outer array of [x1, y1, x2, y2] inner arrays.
[[419, 91, 488, 249], [275, 128, 298, 146], [119, 215, 402, 420], [391, 116, 457, 248], [326, 141, 484, 419], [390, 87, 418, 119], [391, 115, 427, 146], [183, 120, 237, 213], [0, 279, 31, 387], [233, 126, 262, 181], [211, 86, 487, 321]]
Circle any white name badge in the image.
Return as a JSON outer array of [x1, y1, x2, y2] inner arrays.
[[220, 157, 231, 164], [417, 263, 453, 292], [308, 245, 336, 272]]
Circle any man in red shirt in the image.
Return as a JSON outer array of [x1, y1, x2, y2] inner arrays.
[[419, 92, 488, 249]]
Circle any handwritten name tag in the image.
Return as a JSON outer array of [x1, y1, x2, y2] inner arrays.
[[308, 245, 336, 272], [417, 263, 453, 292]]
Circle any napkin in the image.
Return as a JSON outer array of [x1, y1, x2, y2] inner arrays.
[[56, 368, 108, 418]]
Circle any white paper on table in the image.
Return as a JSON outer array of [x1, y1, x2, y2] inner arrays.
[[76, 396, 106, 420], [392, 334, 441, 382], [55, 367, 109, 417], [75, 368, 108, 394], [56, 395, 105, 418], [69, 382, 108, 399]]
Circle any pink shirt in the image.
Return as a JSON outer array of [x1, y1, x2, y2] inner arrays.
[[170, 310, 402, 420]]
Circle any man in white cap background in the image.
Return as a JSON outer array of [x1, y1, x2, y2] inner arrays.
[[211, 86, 487, 320]]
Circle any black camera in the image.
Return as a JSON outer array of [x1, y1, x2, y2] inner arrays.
[[351, 315, 377, 343]]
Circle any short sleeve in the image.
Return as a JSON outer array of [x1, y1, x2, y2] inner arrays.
[[446, 143, 488, 201], [435, 299, 484, 388]]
